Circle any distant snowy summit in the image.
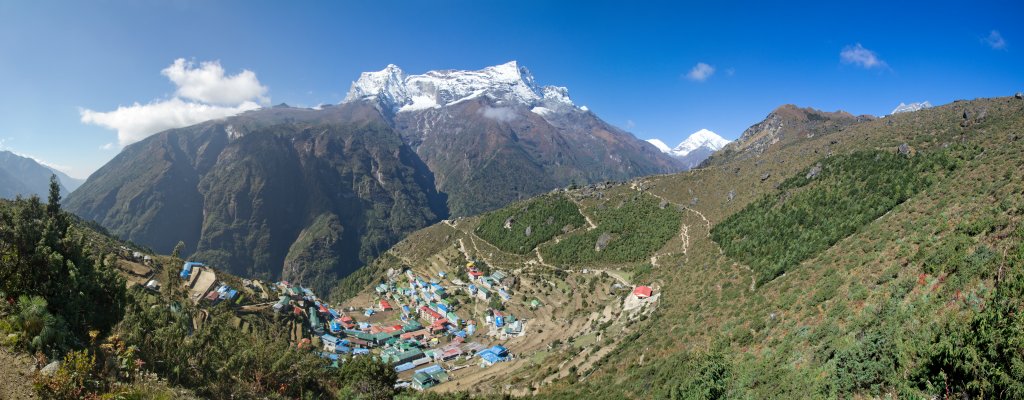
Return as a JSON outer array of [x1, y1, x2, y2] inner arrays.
[[646, 129, 731, 169], [343, 61, 581, 115], [647, 129, 730, 158], [891, 101, 932, 115]]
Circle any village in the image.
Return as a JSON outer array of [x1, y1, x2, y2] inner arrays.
[[100, 201, 664, 394], [176, 258, 557, 390]]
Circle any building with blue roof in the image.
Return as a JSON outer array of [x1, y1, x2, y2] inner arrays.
[[180, 261, 204, 280]]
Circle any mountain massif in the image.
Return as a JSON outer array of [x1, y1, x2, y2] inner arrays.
[[647, 129, 731, 169], [344, 61, 683, 215], [65, 62, 684, 292], [0, 150, 82, 199]]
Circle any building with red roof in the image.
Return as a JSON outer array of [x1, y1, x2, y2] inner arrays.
[[419, 306, 443, 323], [633, 286, 653, 298]]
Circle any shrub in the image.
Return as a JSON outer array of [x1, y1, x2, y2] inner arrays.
[[712, 148, 970, 284]]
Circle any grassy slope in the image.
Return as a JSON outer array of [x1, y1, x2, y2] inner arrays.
[[333, 96, 1024, 398], [533, 97, 1024, 398]]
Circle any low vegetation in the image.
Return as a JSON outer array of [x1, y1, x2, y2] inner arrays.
[[541, 193, 681, 265], [475, 194, 585, 254], [711, 147, 975, 284]]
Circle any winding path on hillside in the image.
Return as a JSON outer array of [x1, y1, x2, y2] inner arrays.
[[568, 196, 597, 231]]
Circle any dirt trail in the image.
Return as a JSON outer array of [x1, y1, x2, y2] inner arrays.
[[534, 248, 555, 269], [569, 196, 597, 230], [680, 225, 690, 255], [685, 207, 712, 237], [457, 238, 471, 261], [0, 348, 38, 399]]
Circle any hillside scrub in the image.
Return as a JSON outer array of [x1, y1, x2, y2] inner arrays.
[[0, 177, 127, 357], [2, 177, 399, 399], [475, 194, 586, 254], [541, 193, 682, 265], [711, 146, 976, 284]]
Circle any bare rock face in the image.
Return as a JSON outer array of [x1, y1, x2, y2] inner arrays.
[[806, 163, 823, 179], [727, 190, 736, 202], [1015, 92, 1022, 99], [40, 361, 61, 376], [761, 172, 771, 182], [524, 225, 533, 237], [898, 143, 911, 156], [595, 232, 613, 252]]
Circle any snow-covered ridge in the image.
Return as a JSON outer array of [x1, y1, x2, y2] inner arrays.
[[649, 129, 730, 158], [645, 138, 672, 153], [343, 61, 579, 114], [891, 101, 932, 115]]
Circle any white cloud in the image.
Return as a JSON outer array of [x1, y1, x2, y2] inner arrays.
[[686, 62, 715, 82], [840, 43, 887, 69], [81, 98, 260, 146], [480, 106, 517, 122], [984, 30, 1007, 50], [161, 58, 269, 106], [81, 58, 270, 146]]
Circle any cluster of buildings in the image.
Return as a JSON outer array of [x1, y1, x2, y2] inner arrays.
[[271, 263, 521, 390], [179, 261, 244, 305], [178, 260, 522, 391]]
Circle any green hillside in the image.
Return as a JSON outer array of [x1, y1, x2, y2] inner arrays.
[[331, 96, 1024, 399]]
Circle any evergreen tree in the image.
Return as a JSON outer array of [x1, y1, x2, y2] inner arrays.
[[172, 240, 185, 258]]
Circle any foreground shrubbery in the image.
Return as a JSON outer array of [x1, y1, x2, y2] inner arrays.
[[116, 294, 397, 399], [0, 177, 126, 358], [2, 177, 398, 399]]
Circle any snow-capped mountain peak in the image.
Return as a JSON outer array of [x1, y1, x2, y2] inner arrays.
[[647, 129, 731, 169], [343, 61, 577, 113], [671, 129, 731, 157], [891, 101, 932, 115], [345, 64, 409, 109], [645, 138, 672, 153]]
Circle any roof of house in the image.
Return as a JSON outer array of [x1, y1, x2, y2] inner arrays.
[[633, 286, 653, 297]]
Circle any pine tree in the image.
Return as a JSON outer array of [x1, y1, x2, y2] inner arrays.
[[172, 241, 185, 258], [46, 174, 61, 217]]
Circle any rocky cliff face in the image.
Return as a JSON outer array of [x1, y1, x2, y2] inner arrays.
[[67, 103, 446, 293]]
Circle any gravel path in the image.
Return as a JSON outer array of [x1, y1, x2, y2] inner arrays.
[[0, 348, 38, 400]]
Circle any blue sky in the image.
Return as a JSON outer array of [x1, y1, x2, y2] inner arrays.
[[0, 0, 1021, 179]]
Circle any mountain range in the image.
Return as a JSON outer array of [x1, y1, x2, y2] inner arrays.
[[891, 101, 933, 114], [0, 150, 83, 199], [65, 62, 684, 292], [343, 61, 684, 215], [647, 129, 731, 169]]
